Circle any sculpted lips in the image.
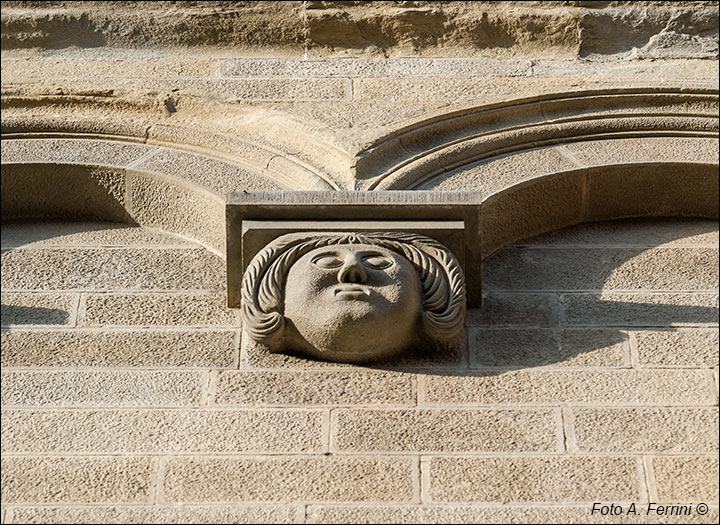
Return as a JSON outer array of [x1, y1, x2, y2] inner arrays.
[[334, 284, 370, 299]]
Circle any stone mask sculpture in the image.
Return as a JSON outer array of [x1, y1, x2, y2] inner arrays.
[[241, 231, 466, 362]]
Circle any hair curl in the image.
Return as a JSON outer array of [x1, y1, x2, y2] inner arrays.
[[241, 232, 466, 351]]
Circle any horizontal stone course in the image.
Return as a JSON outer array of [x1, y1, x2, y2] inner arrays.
[[306, 505, 720, 524], [1, 293, 76, 326], [332, 409, 559, 453], [570, 408, 719, 453], [1, 409, 323, 454], [0, 370, 203, 408], [653, 456, 719, 503], [0, 329, 236, 368], [483, 247, 718, 291], [470, 328, 627, 368], [1, 456, 153, 504], [7, 505, 299, 524], [214, 370, 414, 406], [561, 293, 719, 326], [466, 293, 558, 327], [429, 456, 640, 503], [422, 370, 714, 406], [82, 293, 241, 327], [1, 248, 225, 291], [635, 329, 719, 367], [161, 456, 416, 503]]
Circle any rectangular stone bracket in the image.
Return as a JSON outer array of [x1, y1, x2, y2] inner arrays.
[[226, 191, 482, 308]]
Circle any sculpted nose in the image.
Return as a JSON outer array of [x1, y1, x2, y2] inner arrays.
[[338, 260, 367, 284]]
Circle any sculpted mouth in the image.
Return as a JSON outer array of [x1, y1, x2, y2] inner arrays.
[[334, 285, 370, 298]]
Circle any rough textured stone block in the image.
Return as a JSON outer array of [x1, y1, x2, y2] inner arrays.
[[82, 293, 241, 327], [1, 456, 153, 504], [1, 409, 323, 454], [0, 329, 236, 368], [520, 218, 719, 247], [422, 370, 714, 406], [0, 138, 154, 167], [162, 457, 416, 503], [244, 336, 466, 370], [561, 293, 719, 326], [653, 456, 719, 503], [570, 408, 719, 453], [429, 456, 639, 503], [1, 164, 131, 222], [307, 505, 720, 524], [215, 370, 414, 406], [1, 248, 225, 291], [424, 147, 578, 196], [128, 172, 226, 253], [1, 59, 217, 81], [133, 149, 285, 195], [484, 247, 718, 291], [478, 173, 585, 256], [0, 222, 194, 249], [9, 505, 298, 524], [563, 138, 720, 173], [1, 293, 76, 326], [0, 370, 203, 407], [465, 293, 558, 327], [635, 329, 719, 367], [470, 328, 626, 368], [216, 58, 530, 78], [332, 409, 559, 453], [586, 163, 719, 221]]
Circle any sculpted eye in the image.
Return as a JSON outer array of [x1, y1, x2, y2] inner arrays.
[[312, 255, 344, 268], [363, 255, 393, 269]]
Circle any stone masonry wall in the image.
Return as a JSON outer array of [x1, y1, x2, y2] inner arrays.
[[1, 218, 717, 523]]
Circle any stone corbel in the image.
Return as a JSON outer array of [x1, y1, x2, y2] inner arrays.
[[226, 191, 481, 362]]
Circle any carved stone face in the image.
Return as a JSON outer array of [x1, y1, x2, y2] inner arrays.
[[283, 243, 423, 362]]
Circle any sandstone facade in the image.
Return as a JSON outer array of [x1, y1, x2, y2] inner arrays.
[[1, 1, 718, 523]]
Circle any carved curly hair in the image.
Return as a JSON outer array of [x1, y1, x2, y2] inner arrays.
[[241, 232, 466, 351]]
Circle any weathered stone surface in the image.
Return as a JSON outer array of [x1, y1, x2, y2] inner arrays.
[[1, 409, 323, 453], [429, 456, 640, 502], [484, 247, 718, 291], [422, 370, 714, 406], [332, 409, 559, 453], [128, 172, 226, 253], [9, 505, 299, 524], [466, 293, 558, 327], [1, 456, 153, 504], [470, 328, 627, 368], [0, 222, 194, 249], [1, 59, 218, 81], [635, 329, 719, 367], [306, 505, 720, 524], [9, 506, 299, 524], [82, 292, 241, 327], [132, 149, 286, 195], [1, 293, 76, 326], [1, 247, 225, 291], [520, 218, 720, 247], [1, 164, 131, 222], [0, 329, 236, 368], [0, 370, 203, 407], [586, 164, 720, 222], [653, 456, 719, 502], [162, 457, 416, 503], [0, 138, 154, 167], [570, 408, 719, 453], [561, 293, 719, 326], [214, 370, 414, 406]]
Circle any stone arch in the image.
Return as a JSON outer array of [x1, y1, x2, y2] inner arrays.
[[355, 86, 718, 255]]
